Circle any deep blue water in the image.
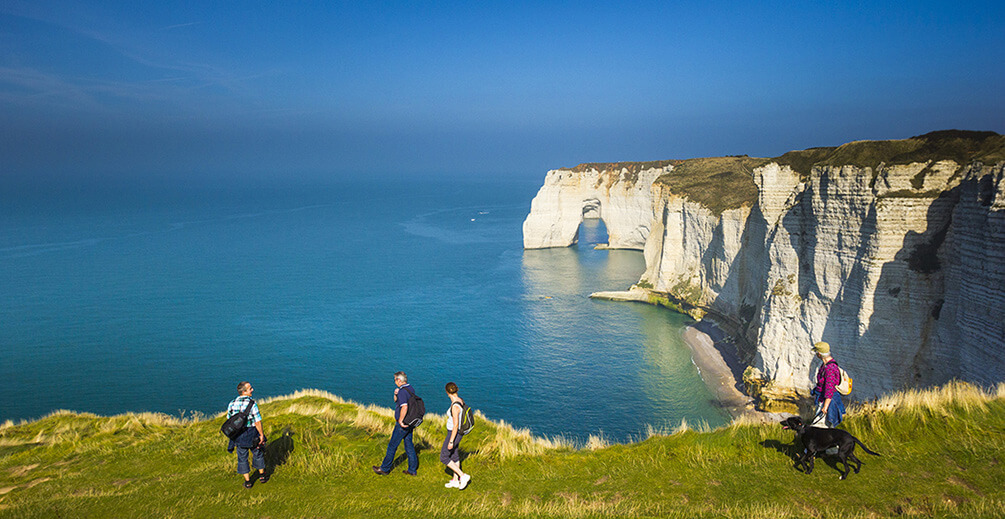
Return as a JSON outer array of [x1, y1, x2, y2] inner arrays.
[[0, 179, 727, 441]]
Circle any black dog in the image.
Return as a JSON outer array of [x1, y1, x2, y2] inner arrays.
[[780, 416, 881, 479]]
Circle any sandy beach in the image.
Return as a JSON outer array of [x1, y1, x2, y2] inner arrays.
[[592, 289, 785, 423], [680, 320, 786, 423]]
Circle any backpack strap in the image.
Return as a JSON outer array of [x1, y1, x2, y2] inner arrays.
[[243, 398, 256, 414], [401, 385, 415, 399]]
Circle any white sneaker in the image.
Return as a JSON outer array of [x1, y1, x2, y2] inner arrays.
[[445, 479, 459, 488], [458, 474, 471, 490]]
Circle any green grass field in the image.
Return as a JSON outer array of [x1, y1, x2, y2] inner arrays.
[[2, 382, 1003, 518]]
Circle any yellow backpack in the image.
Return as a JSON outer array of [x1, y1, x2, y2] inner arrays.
[[836, 365, 853, 395]]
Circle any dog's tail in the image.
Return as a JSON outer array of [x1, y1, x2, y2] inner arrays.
[[856, 438, 881, 456]]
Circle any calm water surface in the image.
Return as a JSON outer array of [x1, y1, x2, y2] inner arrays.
[[0, 179, 727, 441]]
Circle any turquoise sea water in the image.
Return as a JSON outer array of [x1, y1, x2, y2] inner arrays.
[[0, 179, 727, 441]]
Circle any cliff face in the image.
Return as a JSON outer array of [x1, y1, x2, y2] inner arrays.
[[743, 160, 1005, 406], [525, 132, 1005, 408]]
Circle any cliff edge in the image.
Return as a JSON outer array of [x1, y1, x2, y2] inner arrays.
[[524, 131, 1005, 411]]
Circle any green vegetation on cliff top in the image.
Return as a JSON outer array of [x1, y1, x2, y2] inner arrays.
[[2, 382, 1004, 518], [653, 156, 768, 216], [775, 130, 1005, 177], [561, 130, 1004, 216]]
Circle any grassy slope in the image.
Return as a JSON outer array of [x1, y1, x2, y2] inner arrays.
[[779, 130, 1005, 177], [1, 383, 1004, 518], [653, 156, 767, 216]]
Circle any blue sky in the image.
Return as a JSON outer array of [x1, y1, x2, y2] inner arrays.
[[2, 0, 1003, 184]]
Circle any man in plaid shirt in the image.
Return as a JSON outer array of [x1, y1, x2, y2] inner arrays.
[[227, 381, 268, 489]]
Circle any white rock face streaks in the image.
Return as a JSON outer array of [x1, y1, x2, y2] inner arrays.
[[522, 164, 670, 249], [524, 133, 1005, 409], [748, 162, 1005, 406], [935, 165, 1005, 390]]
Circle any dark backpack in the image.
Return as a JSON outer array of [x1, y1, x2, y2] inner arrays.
[[400, 386, 426, 427], [458, 403, 475, 434], [221, 398, 255, 440]]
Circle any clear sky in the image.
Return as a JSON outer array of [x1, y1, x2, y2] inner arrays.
[[2, 0, 1003, 185]]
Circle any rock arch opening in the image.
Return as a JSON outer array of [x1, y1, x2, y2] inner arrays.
[[577, 198, 608, 248]]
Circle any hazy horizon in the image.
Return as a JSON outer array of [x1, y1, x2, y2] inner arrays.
[[2, 1, 1004, 187]]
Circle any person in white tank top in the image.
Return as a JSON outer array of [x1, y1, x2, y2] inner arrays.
[[441, 382, 471, 490]]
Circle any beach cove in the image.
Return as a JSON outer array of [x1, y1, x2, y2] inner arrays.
[[591, 288, 777, 423]]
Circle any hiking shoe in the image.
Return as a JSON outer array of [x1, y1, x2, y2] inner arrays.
[[459, 473, 471, 490], [243, 480, 253, 489], [402, 470, 417, 476], [259, 474, 270, 484], [372, 466, 389, 475], [445, 479, 459, 488]]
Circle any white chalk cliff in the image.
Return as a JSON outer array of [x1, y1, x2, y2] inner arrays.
[[524, 131, 1005, 410], [522, 162, 671, 249]]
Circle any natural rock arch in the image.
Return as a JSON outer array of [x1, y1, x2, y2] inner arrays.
[[523, 166, 666, 249]]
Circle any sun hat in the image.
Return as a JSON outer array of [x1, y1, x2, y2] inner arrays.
[[812, 341, 830, 354]]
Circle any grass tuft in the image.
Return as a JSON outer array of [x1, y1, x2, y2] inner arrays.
[[584, 433, 610, 450], [866, 379, 997, 414]]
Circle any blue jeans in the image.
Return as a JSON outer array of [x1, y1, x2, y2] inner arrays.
[[380, 424, 417, 473], [237, 444, 265, 474], [812, 389, 846, 427]]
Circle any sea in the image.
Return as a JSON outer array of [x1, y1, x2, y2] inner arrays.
[[0, 177, 728, 442]]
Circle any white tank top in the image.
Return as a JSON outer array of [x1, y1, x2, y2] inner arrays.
[[445, 401, 462, 431]]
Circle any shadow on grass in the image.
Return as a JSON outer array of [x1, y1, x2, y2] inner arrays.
[[384, 436, 430, 473], [761, 438, 851, 477], [761, 439, 802, 467], [438, 446, 474, 478], [264, 427, 295, 478]]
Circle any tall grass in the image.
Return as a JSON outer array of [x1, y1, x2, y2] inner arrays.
[[477, 417, 572, 459], [258, 388, 348, 406], [867, 380, 1004, 414]]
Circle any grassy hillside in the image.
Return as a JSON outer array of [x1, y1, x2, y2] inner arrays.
[[653, 156, 768, 216], [2, 382, 1004, 518], [774, 130, 1005, 178]]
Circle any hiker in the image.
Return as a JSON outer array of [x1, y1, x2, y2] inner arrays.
[[441, 382, 471, 489], [227, 381, 269, 489], [810, 342, 846, 428], [372, 371, 419, 476]]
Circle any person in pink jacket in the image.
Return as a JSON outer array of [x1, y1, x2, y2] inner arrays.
[[811, 341, 845, 427]]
